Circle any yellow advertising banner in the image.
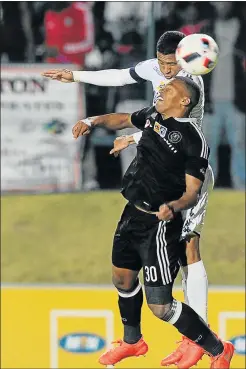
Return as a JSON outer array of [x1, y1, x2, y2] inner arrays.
[[1, 286, 245, 369]]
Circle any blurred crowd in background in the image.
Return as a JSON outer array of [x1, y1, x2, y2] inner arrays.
[[1, 1, 245, 191]]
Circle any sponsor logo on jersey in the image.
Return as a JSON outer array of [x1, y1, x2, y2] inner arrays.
[[154, 122, 160, 133], [59, 333, 106, 353], [168, 131, 182, 143], [157, 81, 167, 91], [153, 92, 160, 104], [153, 66, 164, 76], [154, 122, 167, 138], [153, 81, 168, 104], [145, 119, 151, 128]]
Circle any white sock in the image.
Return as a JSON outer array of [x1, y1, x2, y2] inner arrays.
[[185, 260, 208, 323]]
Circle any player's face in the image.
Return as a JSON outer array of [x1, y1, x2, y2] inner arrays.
[[155, 83, 178, 113], [155, 80, 190, 114], [157, 52, 181, 79]]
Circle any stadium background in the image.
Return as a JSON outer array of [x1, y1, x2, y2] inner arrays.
[[1, 1, 245, 368]]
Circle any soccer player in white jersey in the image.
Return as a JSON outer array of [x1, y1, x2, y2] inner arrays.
[[42, 31, 215, 368]]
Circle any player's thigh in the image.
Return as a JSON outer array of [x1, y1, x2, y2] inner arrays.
[[140, 218, 183, 288], [112, 233, 142, 275], [112, 203, 142, 289]]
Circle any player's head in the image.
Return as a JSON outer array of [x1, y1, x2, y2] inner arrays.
[[156, 31, 185, 79], [155, 76, 200, 117]]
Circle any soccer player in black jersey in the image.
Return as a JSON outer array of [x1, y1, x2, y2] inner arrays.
[[43, 31, 214, 367], [72, 76, 234, 369]]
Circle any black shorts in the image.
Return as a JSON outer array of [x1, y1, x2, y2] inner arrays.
[[112, 203, 186, 287]]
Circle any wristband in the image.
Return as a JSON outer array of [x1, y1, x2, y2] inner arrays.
[[83, 118, 92, 127], [72, 71, 83, 82]]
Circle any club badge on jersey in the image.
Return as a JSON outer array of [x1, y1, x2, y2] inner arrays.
[[168, 131, 182, 144], [146, 116, 179, 154]]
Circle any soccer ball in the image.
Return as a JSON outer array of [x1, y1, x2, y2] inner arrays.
[[176, 33, 219, 75]]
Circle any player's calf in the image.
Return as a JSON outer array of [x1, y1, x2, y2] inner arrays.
[[145, 286, 234, 368], [99, 273, 148, 366], [112, 269, 143, 345]]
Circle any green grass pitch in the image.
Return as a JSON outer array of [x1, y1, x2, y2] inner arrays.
[[1, 190, 244, 285]]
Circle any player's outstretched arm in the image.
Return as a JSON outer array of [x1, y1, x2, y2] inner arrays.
[[72, 114, 134, 139], [41, 68, 136, 86]]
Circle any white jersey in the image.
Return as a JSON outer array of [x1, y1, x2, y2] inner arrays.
[[129, 59, 204, 128]]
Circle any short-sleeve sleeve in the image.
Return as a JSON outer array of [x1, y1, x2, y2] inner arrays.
[[185, 127, 209, 182], [129, 59, 156, 83], [130, 106, 153, 130]]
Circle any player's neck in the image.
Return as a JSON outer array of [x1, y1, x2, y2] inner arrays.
[[161, 108, 188, 120]]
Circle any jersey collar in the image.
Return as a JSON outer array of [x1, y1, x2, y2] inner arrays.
[[174, 117, 197, 124]]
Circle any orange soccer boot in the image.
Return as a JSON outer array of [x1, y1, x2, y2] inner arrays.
[[161, 336, 205, 368], [98, 337, 148, 366], [210, 341, 235, 368]]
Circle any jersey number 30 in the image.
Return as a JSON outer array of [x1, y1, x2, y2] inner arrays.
[[144, 266, 157, 282]]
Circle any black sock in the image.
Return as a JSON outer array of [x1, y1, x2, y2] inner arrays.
[[117, 279, 143, 344], [173, 302, 224, 356]]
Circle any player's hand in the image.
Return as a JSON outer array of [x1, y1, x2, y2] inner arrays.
[[156, 204, 174, 221], [109, 136, 130, 157], [72, 121, 91, 139], [41, 69, 74, 83]]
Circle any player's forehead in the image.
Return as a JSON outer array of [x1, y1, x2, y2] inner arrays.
[[167, 79, 188, 95], [157, 52, 176, 63]]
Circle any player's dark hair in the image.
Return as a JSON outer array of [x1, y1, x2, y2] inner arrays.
[[175, 76, 201, 112], [156, 31, 185, 55]]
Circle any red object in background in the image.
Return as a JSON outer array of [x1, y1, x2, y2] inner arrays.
[[45, 2, 94, 66], [243, 58, 246, 71], [180, 20, 208, 36], [116, 45, 134, 54]]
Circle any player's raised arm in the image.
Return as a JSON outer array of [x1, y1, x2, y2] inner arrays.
[[72, 113, 134, 139], [41, 68, 137, 86], [72, 106, 152, 139]]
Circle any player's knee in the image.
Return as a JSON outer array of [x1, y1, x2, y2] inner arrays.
[[112, 266, 139, 291], [186, 236, 201, 264], [147, 302, 172, 319], [112, 274, 137, 291], [145, 285, 174, 319]]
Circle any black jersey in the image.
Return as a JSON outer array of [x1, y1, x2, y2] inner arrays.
[[121, 106, 209, 212]]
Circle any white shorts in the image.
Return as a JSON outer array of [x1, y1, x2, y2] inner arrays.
[[181, 164, 214, 240]]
